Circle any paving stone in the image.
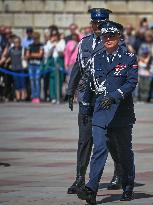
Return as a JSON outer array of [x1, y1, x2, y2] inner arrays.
[[107, 1, 128, 13], [34, 14, 53, 28], [74, 14, 90, 28], [86, 0, 107, 11], [4, 0, 24, 12], [115, 15, 137, 27], [0, 14, 13, 26], [65, 1, 86, 13], [44, 0, 65, 12], [14, 14, 33, 27], [12, 28, 24, 38], [24, 0, 44, 12], [54, 14, 74, 27], [0, 102, 153, 204], [128, 1, 153, 13], [0, 1, 4, 11]]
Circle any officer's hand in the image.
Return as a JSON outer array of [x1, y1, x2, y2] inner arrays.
[[68, 95, 74, 111], [82, 115, 89, 125], [101, 96, 115, 110]]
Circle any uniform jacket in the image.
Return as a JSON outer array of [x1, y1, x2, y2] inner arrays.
[[67, 33, 127, 103], [82, 46, 138, 128], [67, 33, 104, 99]]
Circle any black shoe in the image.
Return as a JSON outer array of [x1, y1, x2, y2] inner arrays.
[[67, 176, 85, 194], [77, 186, 96, 205], [107, 175, 122, 190], [120, 191, 134, 201]]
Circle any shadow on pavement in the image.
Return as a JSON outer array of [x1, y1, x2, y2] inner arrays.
[[98, 181, 145, 189], [0, 162, 10, 167], [97, 192, 153, 204]]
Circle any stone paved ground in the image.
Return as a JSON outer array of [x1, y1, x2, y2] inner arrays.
[[0, 102, 153, 205]]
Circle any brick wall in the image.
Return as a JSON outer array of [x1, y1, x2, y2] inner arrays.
[[0, 0, 153, 38]]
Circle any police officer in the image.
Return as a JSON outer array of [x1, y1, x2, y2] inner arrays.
[[77, 21, 138, 204], [67, 8, 124, 194]]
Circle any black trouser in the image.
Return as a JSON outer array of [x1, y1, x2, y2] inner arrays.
[[4, 73, 14, 101], [77, 113, 93, 177], [107, 126, 135, 190], [43, 73, 50, 101], [0, 72, 4, 101], [77, 113, 123, 178]]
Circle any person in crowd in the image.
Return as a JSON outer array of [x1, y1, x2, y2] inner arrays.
[[124, 24, 135, 53], [137, 29, 153, 101], [0, 26, 8, 102], [138, 29, 153, 56], [22, 27, 34, 101], [139, 17, 149, 33], [132, 17, 149, 54], [81, 26, 92, 36], [0, 26, 8, 53], [63, 33, 80, 99], [48, 28, 65, 103], [22, 27, 34, 49], [26, 32, 44, 103], [48, 25, 58, 35], [7, 36, 26, 101], [138, 45, 153, 102], [133, 29, 145, 54], [2, 27, 15, 101], [150, 23, 153, 34], [42, 28, 52, 102], [60, 32, 65, 40], [65, 23, 83, 43]]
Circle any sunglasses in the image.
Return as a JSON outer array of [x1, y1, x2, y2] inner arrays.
[[102, 32, 119, 39]]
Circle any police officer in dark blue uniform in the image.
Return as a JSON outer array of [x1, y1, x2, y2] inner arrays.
[[77, 21, 138, 204], [67, 8, 125, 194]]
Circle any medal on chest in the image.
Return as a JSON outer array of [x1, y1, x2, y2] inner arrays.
[[114, 64, 126, 75]]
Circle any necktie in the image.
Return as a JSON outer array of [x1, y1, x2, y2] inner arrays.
[[108, 54, 113, 64], [95, 36, 100, 48]]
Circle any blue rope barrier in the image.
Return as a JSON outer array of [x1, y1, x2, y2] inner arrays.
[[0, 67, 66, 77], [0, 67, 29, 77], [1, 67, 153, 80]]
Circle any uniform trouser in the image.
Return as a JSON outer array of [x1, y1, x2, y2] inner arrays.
[[86, 126, 135, 192], [76, 113, 123, 178], [107, 128, 123, 177], [107, 127, 135, 191], [77, 113, 93, 177]]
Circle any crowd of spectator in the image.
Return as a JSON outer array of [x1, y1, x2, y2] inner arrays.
[[0, 17, 153, 104]]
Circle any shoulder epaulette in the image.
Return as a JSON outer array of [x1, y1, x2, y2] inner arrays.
[[125, 52, 135, 57], [82, 33, 92, 38], [81, 33, 93, 41]]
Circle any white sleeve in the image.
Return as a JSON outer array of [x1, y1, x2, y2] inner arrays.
[[57, 39, 65, 52]]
